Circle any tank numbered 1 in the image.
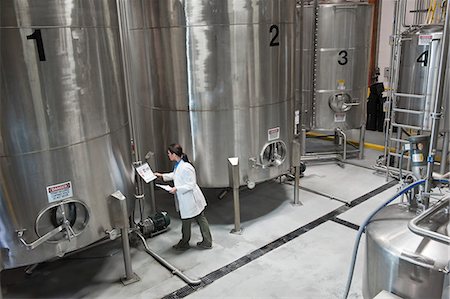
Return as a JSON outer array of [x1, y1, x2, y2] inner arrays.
[[27, 29, 46, 61], [269, 25, 280, 47], [338, 50, 348, 65]]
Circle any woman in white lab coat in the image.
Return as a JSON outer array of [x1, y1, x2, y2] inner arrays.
[[155, 144, 213, 250]]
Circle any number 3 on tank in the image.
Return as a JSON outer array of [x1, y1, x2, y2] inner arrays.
[[26, 29, 46, 61]]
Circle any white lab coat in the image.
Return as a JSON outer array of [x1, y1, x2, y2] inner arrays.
[[162, 160, 207, 219]]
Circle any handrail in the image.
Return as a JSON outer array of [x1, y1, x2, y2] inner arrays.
[[408, 197, 450, 245]]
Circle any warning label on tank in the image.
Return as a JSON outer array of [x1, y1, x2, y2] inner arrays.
[[418, 35, 432, 46], [46, 181, 73, 203], [268, 127, 280, 141]]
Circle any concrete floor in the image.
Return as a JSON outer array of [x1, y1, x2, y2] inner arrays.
[[2, 133, 448, 299]]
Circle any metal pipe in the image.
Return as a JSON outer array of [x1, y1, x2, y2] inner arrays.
[[311, 0, 319, 127], [135, 231, 201, 285], [228, 158, 242, 234], [145, 151, 157, 214], [424, 0, 450, 206], [301, 153, 343, 161], [440, 132, 449, 174], [297, 0, 304, 138], [384, 0, 403, 180], [408, 197, 450, 244], [373, 163, 414, 178], [116, 0, 145, 211]]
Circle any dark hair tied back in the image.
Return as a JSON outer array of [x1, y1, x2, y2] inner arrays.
[[168, 143, 189, 162]]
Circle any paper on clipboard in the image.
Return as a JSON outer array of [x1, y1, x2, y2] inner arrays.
[[156, 184, 173, 192], [136, 163, 157, 183]]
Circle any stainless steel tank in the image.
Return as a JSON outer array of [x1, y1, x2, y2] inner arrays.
[[396, 25, 449, 132], [0, 0, 133, 269], [363, 203, 450, 299], [126, 0, 296, 188], [300, 0, 372, 131]]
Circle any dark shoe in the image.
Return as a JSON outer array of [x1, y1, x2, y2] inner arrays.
[[172, 241, 190, 251], [196, 241, 212, 249]]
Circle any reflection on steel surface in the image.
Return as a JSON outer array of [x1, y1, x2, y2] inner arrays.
[[126, 0, 296, 187], [0, 0, 133, 269]]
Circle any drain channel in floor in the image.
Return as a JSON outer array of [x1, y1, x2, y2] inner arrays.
[[162, 180, 398, 299]]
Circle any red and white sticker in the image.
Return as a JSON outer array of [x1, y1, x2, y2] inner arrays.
[[268, 127, 280, 141], [418, 35, 432, 46], [46, 181, 73, 203]]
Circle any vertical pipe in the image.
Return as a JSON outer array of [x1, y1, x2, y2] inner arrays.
[[311, 0, 319, 128], [440, 132, 449, 174], [145, 152, 157, 214], [228, 158, 241, 234], [424, 0, 450, 206], [116, 0, 145, 211], [385, 0, 403, 180]]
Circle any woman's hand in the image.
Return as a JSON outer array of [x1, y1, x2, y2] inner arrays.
[[154, 172, 163, 178], [169, 187, 177, 194]]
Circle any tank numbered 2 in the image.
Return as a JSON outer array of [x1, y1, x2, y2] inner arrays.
[[269, 25, 280, 47], [338, 50, 348, 65], [26, 29, 46, 61], [416, 50, 429, 67]]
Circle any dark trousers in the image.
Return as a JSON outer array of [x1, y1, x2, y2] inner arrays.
[[180, 210, 212, 246]]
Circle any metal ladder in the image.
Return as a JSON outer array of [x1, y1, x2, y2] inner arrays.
[[386, 91, 427, 178]]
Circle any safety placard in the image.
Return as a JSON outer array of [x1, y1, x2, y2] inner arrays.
[[418, 35, 432, 46], [47, 181, 73, 203], [268, 127, 280, 141]]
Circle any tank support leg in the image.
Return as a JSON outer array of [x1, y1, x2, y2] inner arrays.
[[359, 125, 366, 160], [335, 128, 347, 160], [111, 191, 140, 286], [292, 139, 303, 206], [228, 158, 242, 234]]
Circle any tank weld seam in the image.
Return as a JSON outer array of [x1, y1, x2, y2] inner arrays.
[[0, 123, 129, 158], [0, 25, 121, 29], [141, 100, 295, 112], [161, 179, 398, 299], [129, 21, 296, 30], [317, 47, 358, 52]]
